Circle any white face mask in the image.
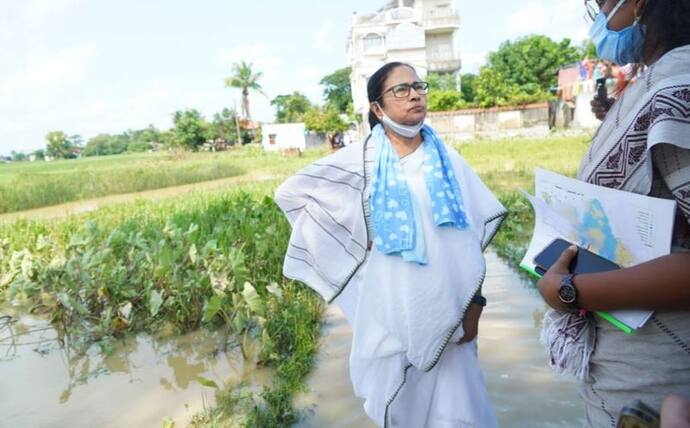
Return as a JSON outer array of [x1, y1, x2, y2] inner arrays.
[[375, 102, 424, 138]]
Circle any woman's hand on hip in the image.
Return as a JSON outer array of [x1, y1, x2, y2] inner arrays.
[[458, 302, 483, 344]]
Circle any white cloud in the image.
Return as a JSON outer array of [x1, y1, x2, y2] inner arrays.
[[506, 1, 590, 44], [507, 3, 547, 36], [1, 44, 97, 96], [461, 52, 488, 74], [313, 18, 335, 50], [217, 43, 282, 78], [23, 0, 80, 21]]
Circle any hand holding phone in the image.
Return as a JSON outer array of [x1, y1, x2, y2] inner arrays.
[[533, 238, 620, 276], [596, 77, 608, 103]]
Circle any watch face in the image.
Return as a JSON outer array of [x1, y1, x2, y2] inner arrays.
[[559, 284, 577, 304]]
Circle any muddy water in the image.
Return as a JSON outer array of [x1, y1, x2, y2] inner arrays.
[[0, 308, 271, 428], [1, 251, 582, 427], [296, 251, 584, 427]]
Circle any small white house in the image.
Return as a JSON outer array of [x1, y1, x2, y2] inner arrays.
[[261, 123, 307, 152]]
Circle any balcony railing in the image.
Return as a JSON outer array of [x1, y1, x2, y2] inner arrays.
[[427, 54, 462, 72], [423, 11, 460, 31]]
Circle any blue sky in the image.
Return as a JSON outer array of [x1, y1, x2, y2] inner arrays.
[[0, 0, 589, 155]]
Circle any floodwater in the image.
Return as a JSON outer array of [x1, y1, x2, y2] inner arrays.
[[295, 251, 584, 427], [0, 251, 583, 427], [0, 307, 271, 428]]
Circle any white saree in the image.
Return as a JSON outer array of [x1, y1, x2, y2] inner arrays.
[[275, 133, 506, 427]]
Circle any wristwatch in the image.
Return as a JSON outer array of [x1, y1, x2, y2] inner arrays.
[[558, 274, 579, 309], [471, 294, 487, 307]]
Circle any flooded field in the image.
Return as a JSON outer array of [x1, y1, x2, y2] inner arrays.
[[0, 308, 271, 428], [0, 248, 582, 427]]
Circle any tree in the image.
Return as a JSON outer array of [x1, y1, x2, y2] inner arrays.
[[271, 92, 312, 123], [46, 131, 76, 159], [487, 35, 580, 95], [427, 90, 465, 112], [210, 108, 239, 144], [303, 106, 349, 134], [319, 67, 352, 113], [427, 72, 457, 92], [460, 73, 478, 103], [127, 125, 160, 152], [11, 151, 27, 162], [225, 61, 265, 120], [172, 109, 209, 151], [68, 134, 84, 148], [303, 106, 349, 147], [474, 67, 547, 108], [83, 133, 130, 156], [32, 149, 45, 161], [579, 40, 597, 60]]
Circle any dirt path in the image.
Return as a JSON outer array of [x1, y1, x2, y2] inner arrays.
[[0, 173, 276, 223]]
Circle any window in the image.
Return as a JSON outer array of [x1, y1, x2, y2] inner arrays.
[[362, 33, 383, 52]]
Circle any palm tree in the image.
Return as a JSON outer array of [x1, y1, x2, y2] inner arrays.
[[225, 61, 266, 120]]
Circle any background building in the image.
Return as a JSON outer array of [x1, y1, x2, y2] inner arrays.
[[348, 0, 462, 127]]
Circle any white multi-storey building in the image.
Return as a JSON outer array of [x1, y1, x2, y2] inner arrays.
[[348, 0, 461, 125]]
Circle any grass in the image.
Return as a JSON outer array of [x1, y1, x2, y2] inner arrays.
[[0, 145, 327, 214], [455, 134, 591, 267], [0, 134, 592, 427]]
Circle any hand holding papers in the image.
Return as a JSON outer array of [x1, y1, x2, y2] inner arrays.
[[521, 169, 677, 333]]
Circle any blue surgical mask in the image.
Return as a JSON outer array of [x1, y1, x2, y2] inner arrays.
[[589, 0, 646, 65]]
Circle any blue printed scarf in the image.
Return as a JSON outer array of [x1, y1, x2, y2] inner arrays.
[[370, 124, 469, 265]]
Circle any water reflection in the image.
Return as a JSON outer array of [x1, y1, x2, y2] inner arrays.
[[0, 307, 271, 428], [295, 251, 584, 427]]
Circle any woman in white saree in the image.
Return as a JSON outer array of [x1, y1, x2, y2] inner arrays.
[[537, 1, 690, 427], [275, 63, 506, 427]]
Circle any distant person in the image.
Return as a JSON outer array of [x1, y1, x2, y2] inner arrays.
[[274, 62, 506, 427], [536, 0, 690, 426]]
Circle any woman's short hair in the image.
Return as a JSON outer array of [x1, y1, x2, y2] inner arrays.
[[366, 62, 415, 129]]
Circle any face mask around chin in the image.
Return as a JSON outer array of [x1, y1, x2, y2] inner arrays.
[[589, 9, 645, 65], [375, 102, 425, 138]]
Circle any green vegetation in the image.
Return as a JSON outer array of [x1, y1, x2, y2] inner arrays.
[[46, 131, 81, 159], [225, 61, 266, 120], [0, 187, 324, 427], [271, 68, 354, 140], [319, 67, 353, 114], [427, 34, 585, 112], [455, 134, 590, 266], [82, 126, 164, 157], [0, 146, 327, 214], [302, 106, 349, 135], [0, 134, 591, 427], [271, 92, 313, 124], [171, 109, 212, 151]]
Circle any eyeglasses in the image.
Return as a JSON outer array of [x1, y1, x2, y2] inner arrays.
[[379, 81, 429, 99], [584, 0, 604, 23]]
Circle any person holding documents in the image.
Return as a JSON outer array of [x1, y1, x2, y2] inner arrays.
[[275, 62, 506, 427], [536, 1, 690, 426]]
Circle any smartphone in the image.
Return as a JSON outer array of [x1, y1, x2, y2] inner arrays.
[[533, 238, 620, 276], [616, 400, 660, 428], [596, 77, 608, 103]]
